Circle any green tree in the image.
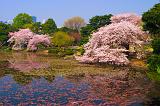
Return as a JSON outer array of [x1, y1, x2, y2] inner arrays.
[[89, 14, 112, 30], [41, 18, 57, 35], [80, 14, 112, 45], [23, 23, 33, 29], [58, 27, 77, 33], [80, 24, 94, 38], [51, 31, 74, 47], [142, 3, 160, 37], [152, 39, 160, 54], [0, 22, 15, 47], [23, 22, 42, 34], [30, 22, 42, 34], [147, 55, 160, 72], [13, 13, 33, 29]]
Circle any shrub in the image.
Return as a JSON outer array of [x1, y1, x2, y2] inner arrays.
[[64, 48, 74, 55], [51, 31, 74, 47], [76, 46, 85, 55], [0, 46, 12, 52], [48, 48, 60, 54], [151, 39, 160, 54], [48, 47, 74, 56], [147, 55, 160, 72]]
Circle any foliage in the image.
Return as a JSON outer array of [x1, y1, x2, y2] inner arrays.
[[41, 18, 57, 35], [48, 47, 60, 54], [76, 46, 85, 55], [80, 14, 112, 37], [13, 13, 33, 29], [79, 36, 90, 46], [111, 13, 142, 26], [58, 27, 81, 44], [0, 46, 12, 52], [144, 3, 160, 74], [0, 22, 16, 47], [80, 24, 95, 38], [0, 35, 7, 45], [51, 31, 74, 47], [89, 14, 112, 30], [147, 55, 160, 72], [30, 22, 42, 34], [157, 66, 160, 74], [23, 23, 33, 29], [64, 48, 75, 55], [64, 16, 86, 31], [8, 29, 51, 51], [48, 47, 75, 56], [76, 21, 146, 65], [151, 39, 160, 54], [142, 3, 160, 36], [80, 14, 112, 45], [147, 71, 160, 81], [58, 27, 77, 33], [24, 22, 42, 34], [69, 32, 81, 44]]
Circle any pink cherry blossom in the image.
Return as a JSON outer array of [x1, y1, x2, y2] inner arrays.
[[76, 21, 146, 65], [111, 13, 142, 26], [8, 29, 51, 51], [27, 35, 51, 51]]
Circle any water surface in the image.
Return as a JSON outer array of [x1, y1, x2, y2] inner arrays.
[[0, 52, 159, 106]]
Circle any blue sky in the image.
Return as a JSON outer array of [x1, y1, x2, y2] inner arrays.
[[0, 0, 159, 26]]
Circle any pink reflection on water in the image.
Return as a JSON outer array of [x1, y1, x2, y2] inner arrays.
[[7, 52, 50, 72]]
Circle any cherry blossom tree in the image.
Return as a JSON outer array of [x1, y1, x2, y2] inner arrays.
[[8, 29, 51, 51], [27, 35, 51, 51], [111, 13, 142, 26], [76, 21, 146, 65], [8, 29, 34, 50]]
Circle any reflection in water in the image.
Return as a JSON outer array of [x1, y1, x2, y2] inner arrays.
[[0, 76, 89, 105], [0, 52, 159, 105], [7, 52, 50, 71]]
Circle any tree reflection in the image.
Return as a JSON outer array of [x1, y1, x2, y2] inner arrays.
[[0, 60, 55, 85], [84, 72, 153, 106], [7, 52, 50, 72], [65, 70, 157, 106]]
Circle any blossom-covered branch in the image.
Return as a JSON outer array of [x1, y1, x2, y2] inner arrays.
[[8, 29, 51, 51], [76, 14, 146, 65]]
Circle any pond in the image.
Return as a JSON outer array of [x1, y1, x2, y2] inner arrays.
[[0, 52, 159, 106]]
